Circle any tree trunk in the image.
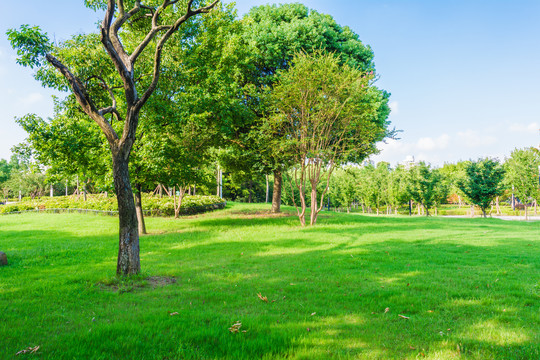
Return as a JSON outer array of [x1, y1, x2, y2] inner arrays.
[[481, 207, 487, 218], [310, 186, 318, 225], [271, 169, 282, 213], [265, 174, 269, 203], [248, 180, 253, 203], [112, 150, 140, 276], [134, 183, 147, 235]]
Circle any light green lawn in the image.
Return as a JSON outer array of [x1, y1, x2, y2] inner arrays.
[[0, 203, 538, 359]]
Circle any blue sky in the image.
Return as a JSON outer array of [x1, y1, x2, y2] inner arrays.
[[0, 0, 539, 166]]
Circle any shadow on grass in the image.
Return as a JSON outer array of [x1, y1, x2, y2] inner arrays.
[[137, 214, 539, 359], [1, 210, 538, 359]]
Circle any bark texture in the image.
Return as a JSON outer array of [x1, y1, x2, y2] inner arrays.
[[112, 150, 140, 275], [271, 169, 282, 213]]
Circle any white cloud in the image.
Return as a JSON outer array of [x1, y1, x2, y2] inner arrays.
[[457, 130, 497, 148], [508, 122, 539, 133], [416, 134, 450, 151], [389, 101, 399, 115]]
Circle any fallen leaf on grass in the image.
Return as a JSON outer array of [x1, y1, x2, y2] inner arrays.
[[257, 293, 268, 302], [169, 312, 179, 316], [229, 321, 242, 333], [398, 314, 410, 319], [427, 310, 434, 313], [16, 346, 40, 356], [409, 345, 416, 350], [310, 312, 316, 316], [384, 307, 390, 313]]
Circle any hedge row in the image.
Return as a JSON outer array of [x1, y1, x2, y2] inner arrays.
[[0, 194, 226, 217]]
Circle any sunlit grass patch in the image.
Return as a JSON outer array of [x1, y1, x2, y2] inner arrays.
[[0, 204, 538, 359]]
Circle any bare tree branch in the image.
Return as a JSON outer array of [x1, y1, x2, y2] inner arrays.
[[45, 54, 119, 143], [134, 0, 219, 114]]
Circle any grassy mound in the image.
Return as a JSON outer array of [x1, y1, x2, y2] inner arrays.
[[0, 203, 538, 359]]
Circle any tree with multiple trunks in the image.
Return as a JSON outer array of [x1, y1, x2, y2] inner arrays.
[[267, 51, 391, 226], [8, 0, 219, 275]]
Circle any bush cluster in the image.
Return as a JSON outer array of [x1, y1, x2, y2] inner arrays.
[[0, 194, 225, 217]]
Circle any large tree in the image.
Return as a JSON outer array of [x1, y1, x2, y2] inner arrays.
[[457, 158, 505, 218], [8, 0, 219, 275], [224, 3, 379, 213], [268, 51, 391, 226]]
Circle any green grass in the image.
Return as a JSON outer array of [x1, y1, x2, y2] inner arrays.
[[0, 203, 538, 359]]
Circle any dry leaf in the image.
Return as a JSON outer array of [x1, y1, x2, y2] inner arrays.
[[257, 293, 268, 302], [16, 346, 40, 356], [169, 312, 179, 316], [409, 345, 416, 350], [427, 310, 434, 313], [398, 314, 410, 319], [310, 312, 316, 316], [384, 307, 390, 313], [229, 321, 242, 333]]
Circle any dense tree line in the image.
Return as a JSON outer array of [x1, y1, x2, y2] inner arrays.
[[323, 148, 540, 219]]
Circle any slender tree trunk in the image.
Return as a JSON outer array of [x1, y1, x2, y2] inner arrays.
[[265, 174, 269, 203], [298, 190, 307, 227], [481, 207, 487, 218], [525, 204, 528, 221], [112, 150, 140, 276], [310, 186, 318, 225], [134, 183, 147, 235], [271, 169, 282, 213], [173, 186, 186, 219], [248, 180, 253, 203]]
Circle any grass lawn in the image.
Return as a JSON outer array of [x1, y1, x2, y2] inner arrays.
[[0, 203, 538, 359]]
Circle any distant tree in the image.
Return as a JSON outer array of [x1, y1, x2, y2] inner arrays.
[[330, 166, 360, 212], [505, 148, 540, 220], [407, 162, 443, 216], [456, 158, 505, 217], [268, 51, 391, 226]]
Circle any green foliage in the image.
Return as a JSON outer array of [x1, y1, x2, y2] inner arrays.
[[457, 158, 506, 217], [0, 205, 539, 358], [269, 51, 390, 168], [6, 25, 52, 68], [505, 147, 540, 206], [407, 162, 447, 215]]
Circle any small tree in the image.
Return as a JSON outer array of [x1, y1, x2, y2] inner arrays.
[[407, 162, 442, 216], [505, 148, 540, 220], [268, 51, 391, 226], [456, 158, 505, 217]]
